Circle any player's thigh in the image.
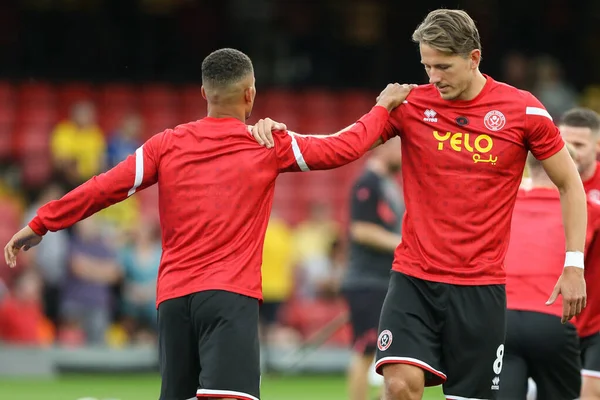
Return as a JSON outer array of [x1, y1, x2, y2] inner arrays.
[[375, 271, 447, 387], [191, 290, 261, 400], [524, 313, 581, 400], [157, 295, 199, 400], [497, 310, 529, 400], [442, 284, 506, 400], [581, 332, 600, 398], [344, 287, 388, 355]]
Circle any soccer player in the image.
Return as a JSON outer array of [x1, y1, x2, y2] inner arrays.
[[499, 144, 600, 400], [560, 107, 600, 400], [3, 49, 415, 400], [340, 137, 404, 400], [250, 9, 587, 400]]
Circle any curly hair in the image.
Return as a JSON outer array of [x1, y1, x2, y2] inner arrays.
[[201, 48, 254, 88]]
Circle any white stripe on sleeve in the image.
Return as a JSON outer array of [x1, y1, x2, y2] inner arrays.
[[526, 106, 553, 121], [127, 145, 144, 196], [287, 131, 310, 171]]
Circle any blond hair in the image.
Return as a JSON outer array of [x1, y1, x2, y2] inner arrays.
[[412, 9, 481, 57]]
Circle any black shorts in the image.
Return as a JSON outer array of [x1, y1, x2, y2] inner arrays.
[[499, 310, 581, 400], [581, 332, 600, 379], [375, 271, 506, 399], [343, 287, 388, 355], [158, 290, 260, 400]]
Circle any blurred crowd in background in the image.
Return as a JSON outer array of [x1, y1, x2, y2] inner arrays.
[[1, 0, 600, 351]]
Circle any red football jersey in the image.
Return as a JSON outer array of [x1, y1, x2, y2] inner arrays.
[[577, 161, 600, 336], [29, 106, 390, 307], [382, 75, 565, 285], [505, 188, 600, 319]]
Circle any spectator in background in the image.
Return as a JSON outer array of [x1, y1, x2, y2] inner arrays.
[[297, 236, 344, 300], [51, 100, 106, 186], [502, 51, 533, 92], [260, 211, 295, 369], [0, 269, 45, 346], [106, 113, 143, 168], [60, 215, 121, 346], [118, 218, 160, 344], [293, 201, 339, 272], [97, 112, 144, 238], [23, 182, 69, 327], [533, 55, 578, 121]]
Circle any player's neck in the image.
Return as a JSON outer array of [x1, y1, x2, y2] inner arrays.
[[581, 161, 597, 182], [458, 71, 487, 101], [206, 104, 246, 122]]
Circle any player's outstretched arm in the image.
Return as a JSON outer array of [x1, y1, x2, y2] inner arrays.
[[250, 84, 415, 150], [542, 145, 588, 323], [272, 84, 413, 172], [4, 132, 164, 268]]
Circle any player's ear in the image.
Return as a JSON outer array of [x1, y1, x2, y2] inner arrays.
[[201, 86, 207, 100], [470, 49, 481, 70], [245, 86, 256, 105]]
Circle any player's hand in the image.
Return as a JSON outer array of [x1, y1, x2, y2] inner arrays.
[[376, 83, 418, 112], [250, 118, 287, 149], [4, 226, 43, 268], [546, 266, 587, 323]]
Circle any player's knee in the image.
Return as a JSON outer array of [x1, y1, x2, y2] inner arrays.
[[382, 364, 424, 400]]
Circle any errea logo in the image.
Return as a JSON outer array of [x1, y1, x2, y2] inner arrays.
[[491, 376, 500, 390], [423, 109, 438, 123]]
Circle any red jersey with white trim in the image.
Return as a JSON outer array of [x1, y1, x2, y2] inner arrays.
[[382, 75, 565, 285], [28, 106, 390, 307], [577, 161, 600, 336], [505, 187, 600, 319]]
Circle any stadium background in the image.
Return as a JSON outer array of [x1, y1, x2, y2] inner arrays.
[[0, 0, 598, 399]]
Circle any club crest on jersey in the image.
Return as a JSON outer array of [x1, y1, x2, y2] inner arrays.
[[423, 109, 438, 123], [484, 110, 506, 131], [377, 330, 393, 351]]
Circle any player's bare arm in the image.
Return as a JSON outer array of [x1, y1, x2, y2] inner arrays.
[[542, 145, 588, 323], [4, 225, 42, 268], [250, 83, 416, 148], [351, 222, 401, 253]]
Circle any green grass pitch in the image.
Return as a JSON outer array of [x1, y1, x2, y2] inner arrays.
[[0, 373, 445, 400]]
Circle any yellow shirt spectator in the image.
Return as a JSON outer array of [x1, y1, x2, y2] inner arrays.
[[262, 217, 295, 302], [51, 120, 106, 180]]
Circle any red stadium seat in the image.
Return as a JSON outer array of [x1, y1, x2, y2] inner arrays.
[[0, 123, 13, 161], [98, 84, 138, 110], [180, 85, 205, 122], [18, 82, 55, 107], [258, 90, 302, 130], [143, 111, 179, 139], [99, 107, 132, 135], [141, 84, 179, 110], [16, 105, 57, 126], [21, 152, 52, 187], [338, 90, 377, 125], [57, 83, 96, 120], [12, 123, 52, 160], [0, 104, 15, 126], [0, 81, 14, 105]]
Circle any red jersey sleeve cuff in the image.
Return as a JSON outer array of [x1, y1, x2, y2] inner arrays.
[[29, 216, 48, 236], [370, 105, 390, 118], [533, 137, 565, 161]]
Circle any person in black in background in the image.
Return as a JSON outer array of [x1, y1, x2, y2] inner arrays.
[[340, 136, 404, 400]]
